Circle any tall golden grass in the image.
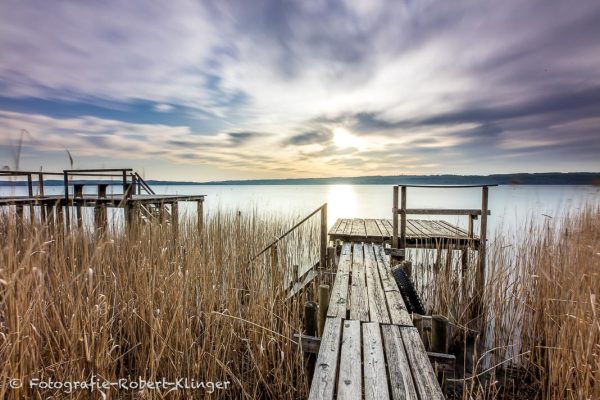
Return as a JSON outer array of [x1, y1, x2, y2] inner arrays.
[[0, 209, 318, 399], [1, 205, 598, 399], [416, 207, 600, 399]]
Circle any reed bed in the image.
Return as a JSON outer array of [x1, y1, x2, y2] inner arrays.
[[0, 209, 319, 399], [1, 205, 598, 399], [411, 206, 600, 399]]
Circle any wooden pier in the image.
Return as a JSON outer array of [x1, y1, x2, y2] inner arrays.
[[0, 168, 205, 232], [306, 185, 494, 400], [309, 243, 444, 399]]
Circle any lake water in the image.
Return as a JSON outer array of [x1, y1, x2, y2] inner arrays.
[[157, 184, 600, 237], [2, 184, 599, 239]]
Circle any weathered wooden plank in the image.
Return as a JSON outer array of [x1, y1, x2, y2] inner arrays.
[[437, 219, 470, 237], [309, 317, 344, 400], [351, 218, 366, 238], [327, 243, 352, 318], [375, 218, 392, 237], [342, 218, 353, 235], [350, 243, 369, 321], [400, 327, 445, 400], [374, 246, 412, 326], [405, 208, 490, 215], [365, 219, 383, 240], [381, 325, 419, 400], [337, 320, 362, 400], [330, 218, 343, 235], [363, 322, 390, 400], [364, 244, 391, 323]]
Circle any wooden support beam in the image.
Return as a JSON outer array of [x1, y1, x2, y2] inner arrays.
[[320, 204, 328, 270], [392, 186, 398, 249], [197, 199, 204, 235], [400, 185, 407, 257], [171, 202, 179, 236], [304, 301, 318, 337], [318, 284, 330, 337], [475, 186, 489, 319]]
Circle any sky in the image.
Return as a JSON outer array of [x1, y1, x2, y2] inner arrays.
[[0, 0, 599, 181]]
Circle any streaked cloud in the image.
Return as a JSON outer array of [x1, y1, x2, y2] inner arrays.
[[0, 0, 599, 178]]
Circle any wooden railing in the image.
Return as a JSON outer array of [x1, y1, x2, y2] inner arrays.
[[249, 203, 328, 273], [391, 184, 497, 312]]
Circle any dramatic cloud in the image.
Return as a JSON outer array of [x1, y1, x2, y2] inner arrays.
[[0, 0, 599, 179]]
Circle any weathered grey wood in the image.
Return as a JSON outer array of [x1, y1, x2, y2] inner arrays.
[[400, 186, 407, 253], [400, 327, 445, 400], [392, 186, 398, 249], [337, 320, 362, 400], [309, 317, 343, 400], [381, 325, 419, 400], [321, 204, 328, 270], [327, 243, 351, 318], [431, 315, 449, 354], [402, 208, 491, 215], [374, 246, 412, 326], [363, 322, 390, 400], [293, 333, 321, 354], [304, 301, 318, 336], [427, 352, 456, 374], [350, 243, 369, 321], [318, 285, 331, 337], [364, 244, 391, 323]]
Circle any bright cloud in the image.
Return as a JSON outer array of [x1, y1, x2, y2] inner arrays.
[[0, 0, 599, 178]]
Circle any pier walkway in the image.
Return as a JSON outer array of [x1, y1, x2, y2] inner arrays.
[[308, 242, 444, 400]]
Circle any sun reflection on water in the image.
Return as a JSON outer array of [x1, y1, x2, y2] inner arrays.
[[327, 184, 358, 225]]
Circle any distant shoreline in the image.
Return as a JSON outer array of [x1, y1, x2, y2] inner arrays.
[[1, 172, 600, 186]]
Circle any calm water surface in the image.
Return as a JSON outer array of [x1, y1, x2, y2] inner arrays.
[[2, 184, 599, 239]]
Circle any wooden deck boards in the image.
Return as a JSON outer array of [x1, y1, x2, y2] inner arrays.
[[311, 243, 442, 400], [329, 218, 477, 247]]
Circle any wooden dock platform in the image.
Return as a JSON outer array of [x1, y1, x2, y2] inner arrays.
[[308, 243, 444, 400], [329, 218, 478, 248]]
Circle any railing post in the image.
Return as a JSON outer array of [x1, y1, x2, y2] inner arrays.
[[392, 186, 398, 249], [320, 203, 328, 270], [63, 171, 70, 233], [318, 284, 330, 337], [400, 185, 407, 258], [122, 170, 127, 196], [38, 172, 46, 223], [197, 198, 204, 235], [477, 186, 489, 311]]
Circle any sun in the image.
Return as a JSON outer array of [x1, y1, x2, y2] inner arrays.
[[333, 127, 361, 148]]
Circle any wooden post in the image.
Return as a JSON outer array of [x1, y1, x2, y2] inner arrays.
[[197, 199, 204, 235], [327, 246, 336, 270], [320, 204, 327, 270], [38, 173, 46, 223], [317, 284, 330, 336], [94, 204, 107, 234], [392, 186, 398, 249], [476, 186, 489, 315], [171, 202, 179, 237], [431, 314, 450, 392], [400, 185, 407, 257], [122, 170, 127, 197], [304, 301, 318, 336], [26, 173, 34, 220], [63, 171, 70, 233], [38, 172, 44, 196], [431, 315, 449, 353]]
